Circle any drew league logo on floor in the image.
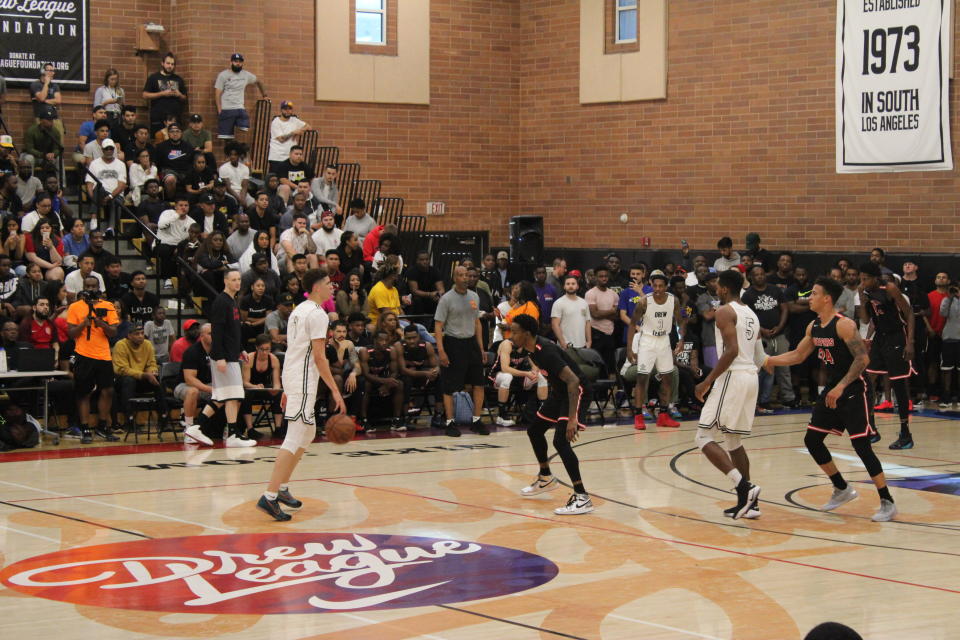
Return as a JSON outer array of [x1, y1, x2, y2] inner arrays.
[[0, 532, 559, 613]]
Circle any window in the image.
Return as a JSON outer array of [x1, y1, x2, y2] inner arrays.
[[350, 0, 398, 56], [356, 0, 386, 45], [616, 0, 637, 43]]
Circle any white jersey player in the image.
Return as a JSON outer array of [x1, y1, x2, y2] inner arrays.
[[257, 268, 345, 522], [694, 269, 767, 520], [624, 272, 685, 430]]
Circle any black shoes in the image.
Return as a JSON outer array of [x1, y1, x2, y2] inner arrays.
[[277, 488, 302, 508], [889, 435, 914, 450], [257, 495, 292, 521], [733, 480, 761, 520], [470, 420, 490, 436]]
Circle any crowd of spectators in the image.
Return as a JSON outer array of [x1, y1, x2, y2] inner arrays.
[[0, 55, 953, 448]]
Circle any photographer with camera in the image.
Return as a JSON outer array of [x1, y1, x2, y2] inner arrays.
[[67, 276, 120, 444]]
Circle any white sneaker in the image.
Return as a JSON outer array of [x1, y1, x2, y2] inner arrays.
[[871, 498, 898, 522], [184, 424, 213, 446], [495, 416, 515, 427], [554, 493, 594, 515], [821, 485, 858, 511], [520, 475, 559, 497], [724, 500, 761, 519], [225, 434, 256, 448]]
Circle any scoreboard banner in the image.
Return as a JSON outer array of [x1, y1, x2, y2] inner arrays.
[[0, 0, 89, 90], [836, 0, 953, 172]]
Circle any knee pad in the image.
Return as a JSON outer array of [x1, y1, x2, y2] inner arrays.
[[694, 427, 715, 451], [495, 372, 512, 390], [280, 419, 317, 454], [722, 433, 742, 452], [804, 429, 832, 465]]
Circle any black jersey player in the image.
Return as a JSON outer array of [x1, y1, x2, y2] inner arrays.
[[766, 277, 896, 522]]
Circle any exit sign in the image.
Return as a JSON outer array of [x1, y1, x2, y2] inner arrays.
[[427, 201, 445, 216]]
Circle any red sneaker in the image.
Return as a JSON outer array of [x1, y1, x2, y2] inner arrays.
[[656, 412, 680, 428], [874, 401, 894, 411], [633, 414, 646, 430]]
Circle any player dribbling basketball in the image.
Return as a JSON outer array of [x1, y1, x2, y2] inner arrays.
[[256, 268, 346, 521]]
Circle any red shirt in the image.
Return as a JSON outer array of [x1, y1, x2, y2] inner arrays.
[[19, 316, 57, 349], [929, 290, 948, 335], [362, 225, 384, 262], [170, 337, 193, 363]]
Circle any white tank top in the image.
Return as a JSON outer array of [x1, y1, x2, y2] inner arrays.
[[714, 301, 760, 373], [640, 293, 675, 338]]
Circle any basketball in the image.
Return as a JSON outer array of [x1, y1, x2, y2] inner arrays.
[[325, 413, 356, 445]]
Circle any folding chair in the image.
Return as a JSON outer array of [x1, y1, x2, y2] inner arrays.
[[157, 362, 182, 442], [574, 347, 614, 424]]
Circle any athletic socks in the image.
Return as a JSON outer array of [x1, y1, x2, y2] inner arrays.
[[878, 486, 893, 502], [900, 419, 911, 438], [280, 484, 288, 492], [183, 416, 194, 426], [829, 472, 848, 490], [472, 416, 481, 423], [263, 491, 278, 501], [726, 468, 743, 487]]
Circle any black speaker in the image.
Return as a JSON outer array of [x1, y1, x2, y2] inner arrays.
[[509, 215, 544, 265]]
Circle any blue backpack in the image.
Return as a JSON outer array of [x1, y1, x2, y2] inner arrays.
[[453, 391, 474, 425]]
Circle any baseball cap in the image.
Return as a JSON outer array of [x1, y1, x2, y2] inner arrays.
[[745, 232, 761, 251], [198, 192, 215, 205], [277, 292, 296, 306], [496, 250, 509, 260], [167, 123, 182, 132], [320, 209, 335, 219], [649, 269, 668, 283], [280, 100, 294, 109], [183, 319, 199, 330], [231, 53, 244, 62], [128, 322, 145, 333], [568, 269, 582, 278], [189, 113, 203, 123], [101, 138, 116, 149], [0, 135, 12, 149]]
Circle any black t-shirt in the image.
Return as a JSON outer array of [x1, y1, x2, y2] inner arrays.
[[180, 341, 212, 385], [0, 191, 23, 217], [274, 160, 314, 186], [406, 265, 442, 292], [155, 139, 193, 174], [210, 292, 243, 362], [121, 290, 160, 325], [137, 198, 169, 224], [529, 336, 587, 394], [124, 142, 155, 165], [143, 72, 187, 123], [742, 285, 784, 330], [186, 167, 216, 192], [767, 272, 796, 290], [111, 123, 139, 151], [103, 272, 132, 300], [246, 206, 278, 234], [213, 194, 240, 220], [80, 247, 116, 275], [239, 293, 274, 321], [785, 282, 815, 341], [747, 248, 776, 273]]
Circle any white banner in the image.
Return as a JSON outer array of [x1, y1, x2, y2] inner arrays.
[[836, 0, 953, 172]]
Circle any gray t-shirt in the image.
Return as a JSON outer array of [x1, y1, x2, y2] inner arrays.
[[343, 213, 376, 243], [696, 292, 720, 347], [214, 69, 257, 111], [837, 287, 857, 320], [227, 229, 254, 258], [265, 310, 288, 335], [940, 297, 960, 341], [435, 288, 480, 339], [144, 319, 174, 362], [29, 80, 61, 118]]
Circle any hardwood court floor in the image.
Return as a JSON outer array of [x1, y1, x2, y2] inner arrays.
[[0, 411, 957, 639]]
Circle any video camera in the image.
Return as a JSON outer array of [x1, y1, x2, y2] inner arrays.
[[79, 289, 108, 318]]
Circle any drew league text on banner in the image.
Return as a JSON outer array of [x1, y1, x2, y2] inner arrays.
[[836, 0, 953, 172], [0, 0, 89, 90]]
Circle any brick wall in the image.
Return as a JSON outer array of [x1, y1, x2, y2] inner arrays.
[[3, 1, 957, 253]]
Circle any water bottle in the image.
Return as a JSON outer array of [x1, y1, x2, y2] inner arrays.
[[0, 347, 7, 373]]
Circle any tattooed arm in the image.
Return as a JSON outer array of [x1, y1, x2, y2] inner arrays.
[[825, 317, 869, 408]]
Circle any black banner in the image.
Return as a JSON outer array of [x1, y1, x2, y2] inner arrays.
[[0, 0, 89, 90]]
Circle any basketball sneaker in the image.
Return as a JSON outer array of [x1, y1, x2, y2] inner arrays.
[[871, 499, 898, 522], [732, 481, 761, 519], [184, 424, 213, 446], [724, 499, 761, 519], [939, 400, 951, 410], [520, 475, 559, 497], [821, 485, 858, 511], [469, 418, 490, 436], [668, 405, 683, 419], [656, 412, 680, 428], [225, 433, 256, 448], [874, 400, 894, 411], [495, 416, 516, 427], [888, 435, 914, 450], [642, 406, 654, 421], [257, 495, 292, 522], [444, 421, 461, 437], [277, 488, 302, 509], [869, 428, 881, 444], [390, 418, 407, 432], [633, 413, 646, 430], [554, 493, 594, 515]]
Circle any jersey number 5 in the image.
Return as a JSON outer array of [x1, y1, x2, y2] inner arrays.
[[817, 347, 835, 365]]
